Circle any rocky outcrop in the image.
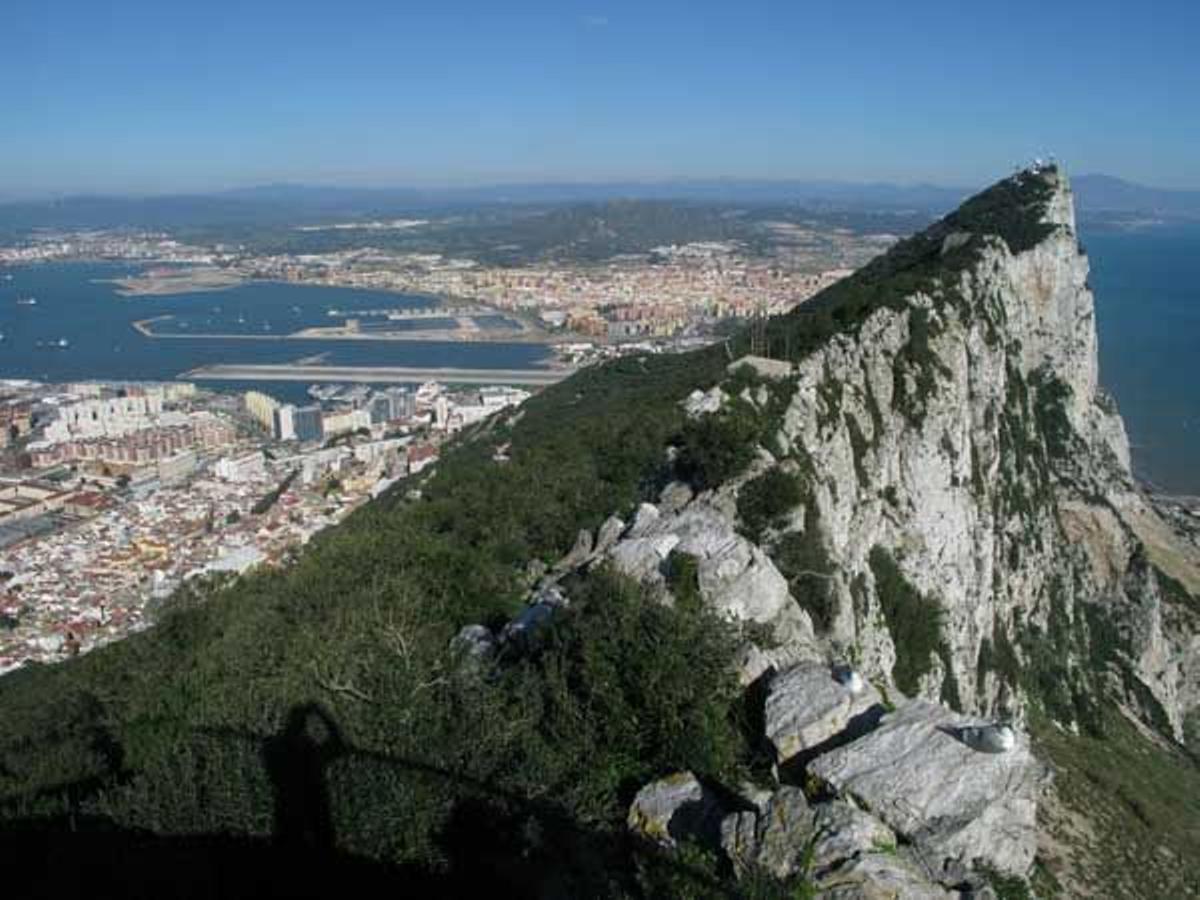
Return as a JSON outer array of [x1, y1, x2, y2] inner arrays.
[[810, 701, 1045, 878], [701, 165, 1196, 738], [764, 662, 884, 765], [604, 496, 819, 682], [817, 852, 953, 900], [612, 167, 1195, 896], [626, 772, 724, 849], [638, 774, 955, 896]]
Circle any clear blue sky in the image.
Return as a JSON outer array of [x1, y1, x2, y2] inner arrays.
[[5, 0, 1199, 197]]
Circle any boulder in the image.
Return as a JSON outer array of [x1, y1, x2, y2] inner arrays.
[[608, 534, 679, 582], [532, 582, 569, 609], [719, 787, 814, 879], [594, 514, 626, 555], [556, 529, 594, 571], [809, 701, 1046, 878], [809, 802, 896, 876], [683, 386, 726, 417], [659, 480, 695, 514], [450, 624, 496, 662], [764, 662, 884, 765], [720, 791, 899, 883], [752, 787, 814, 879], [816, 852, 953, 899], [627, 502, 661, 537], [627, 772, 724, 849], [719, 810, 761, 876], [669, 506, 794, 624]]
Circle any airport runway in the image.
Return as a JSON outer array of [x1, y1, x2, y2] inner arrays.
[[181, 363, 573, 386]]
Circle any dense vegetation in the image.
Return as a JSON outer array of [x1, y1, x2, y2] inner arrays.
[[0, 345, 756, 895], [8, 167, 1184, 896]]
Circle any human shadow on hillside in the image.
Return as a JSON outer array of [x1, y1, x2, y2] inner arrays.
[[260, 703, 345, 853], [0, 702, 731, 899]]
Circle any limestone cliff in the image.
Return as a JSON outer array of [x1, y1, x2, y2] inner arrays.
[[558, 166, 1198, 745], [516, 164, 1200, 890], [752, 165, 1199, 738]]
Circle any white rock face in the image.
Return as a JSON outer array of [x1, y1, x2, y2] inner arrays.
[[593, 514, 626, 554], [809, 701, 1047, 877], [743, 167, 1200, 736], [764, 662, 884, 764], [683, 386, 727, 417], [602, 497, 819, 681]]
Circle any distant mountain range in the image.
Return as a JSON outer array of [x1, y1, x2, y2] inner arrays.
[[0, 174, 1196, 233]]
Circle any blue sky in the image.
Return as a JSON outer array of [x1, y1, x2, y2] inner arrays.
[[4, 0, 1199, 196]]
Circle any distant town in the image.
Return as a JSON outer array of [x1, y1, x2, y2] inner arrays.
[[0, 223, 885, 345]]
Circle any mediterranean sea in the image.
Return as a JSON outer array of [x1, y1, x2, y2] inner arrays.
[[0, 263, 553, 405], [1085, 224, 1200, 495]]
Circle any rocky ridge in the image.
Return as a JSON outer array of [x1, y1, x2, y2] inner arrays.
[[463, 165, 1200, 895]]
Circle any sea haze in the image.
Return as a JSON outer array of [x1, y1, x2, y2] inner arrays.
[[0, 263, 552, 404]]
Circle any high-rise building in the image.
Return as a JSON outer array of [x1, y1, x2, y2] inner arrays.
[[369, 395, 392, 425], [273, 404, 297, 441], [292, 405, 324, 443], [244, 391, 280, 432], [386, 387, 416, 420]]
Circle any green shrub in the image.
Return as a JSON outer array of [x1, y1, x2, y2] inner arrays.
[[676, 399, 763, 490], [868, 547, 946, 696], [737, 468, 804, 542], [665, 550, 702, 611], [771, 528, 836, 632]]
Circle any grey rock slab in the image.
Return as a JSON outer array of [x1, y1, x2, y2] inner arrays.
[[608, 534, 679, 582], [809, 701, 1045, 877], [683, 386, 727, 417], [816, 851, 953, 899], [594, 514, 626, 554], [765, 662, 884, 764], [556, 528, 594, 571], [627, 502, 662, 538], [753, 787, 816, 879], [627, 772, 724, 849], [810, 801, 897, 876], [659, 480, 695, 514]]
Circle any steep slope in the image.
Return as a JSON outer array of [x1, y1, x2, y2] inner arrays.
[[749, 165, 1197, 738], [0, 166, 1197, 897]]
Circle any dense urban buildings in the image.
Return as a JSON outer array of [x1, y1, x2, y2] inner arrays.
[[0, 375, 530, 674]]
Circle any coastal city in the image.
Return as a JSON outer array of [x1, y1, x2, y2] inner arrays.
[[0, 215, 890, 676], [0, 376, 529, 674], [0, 225, 878, 342]]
